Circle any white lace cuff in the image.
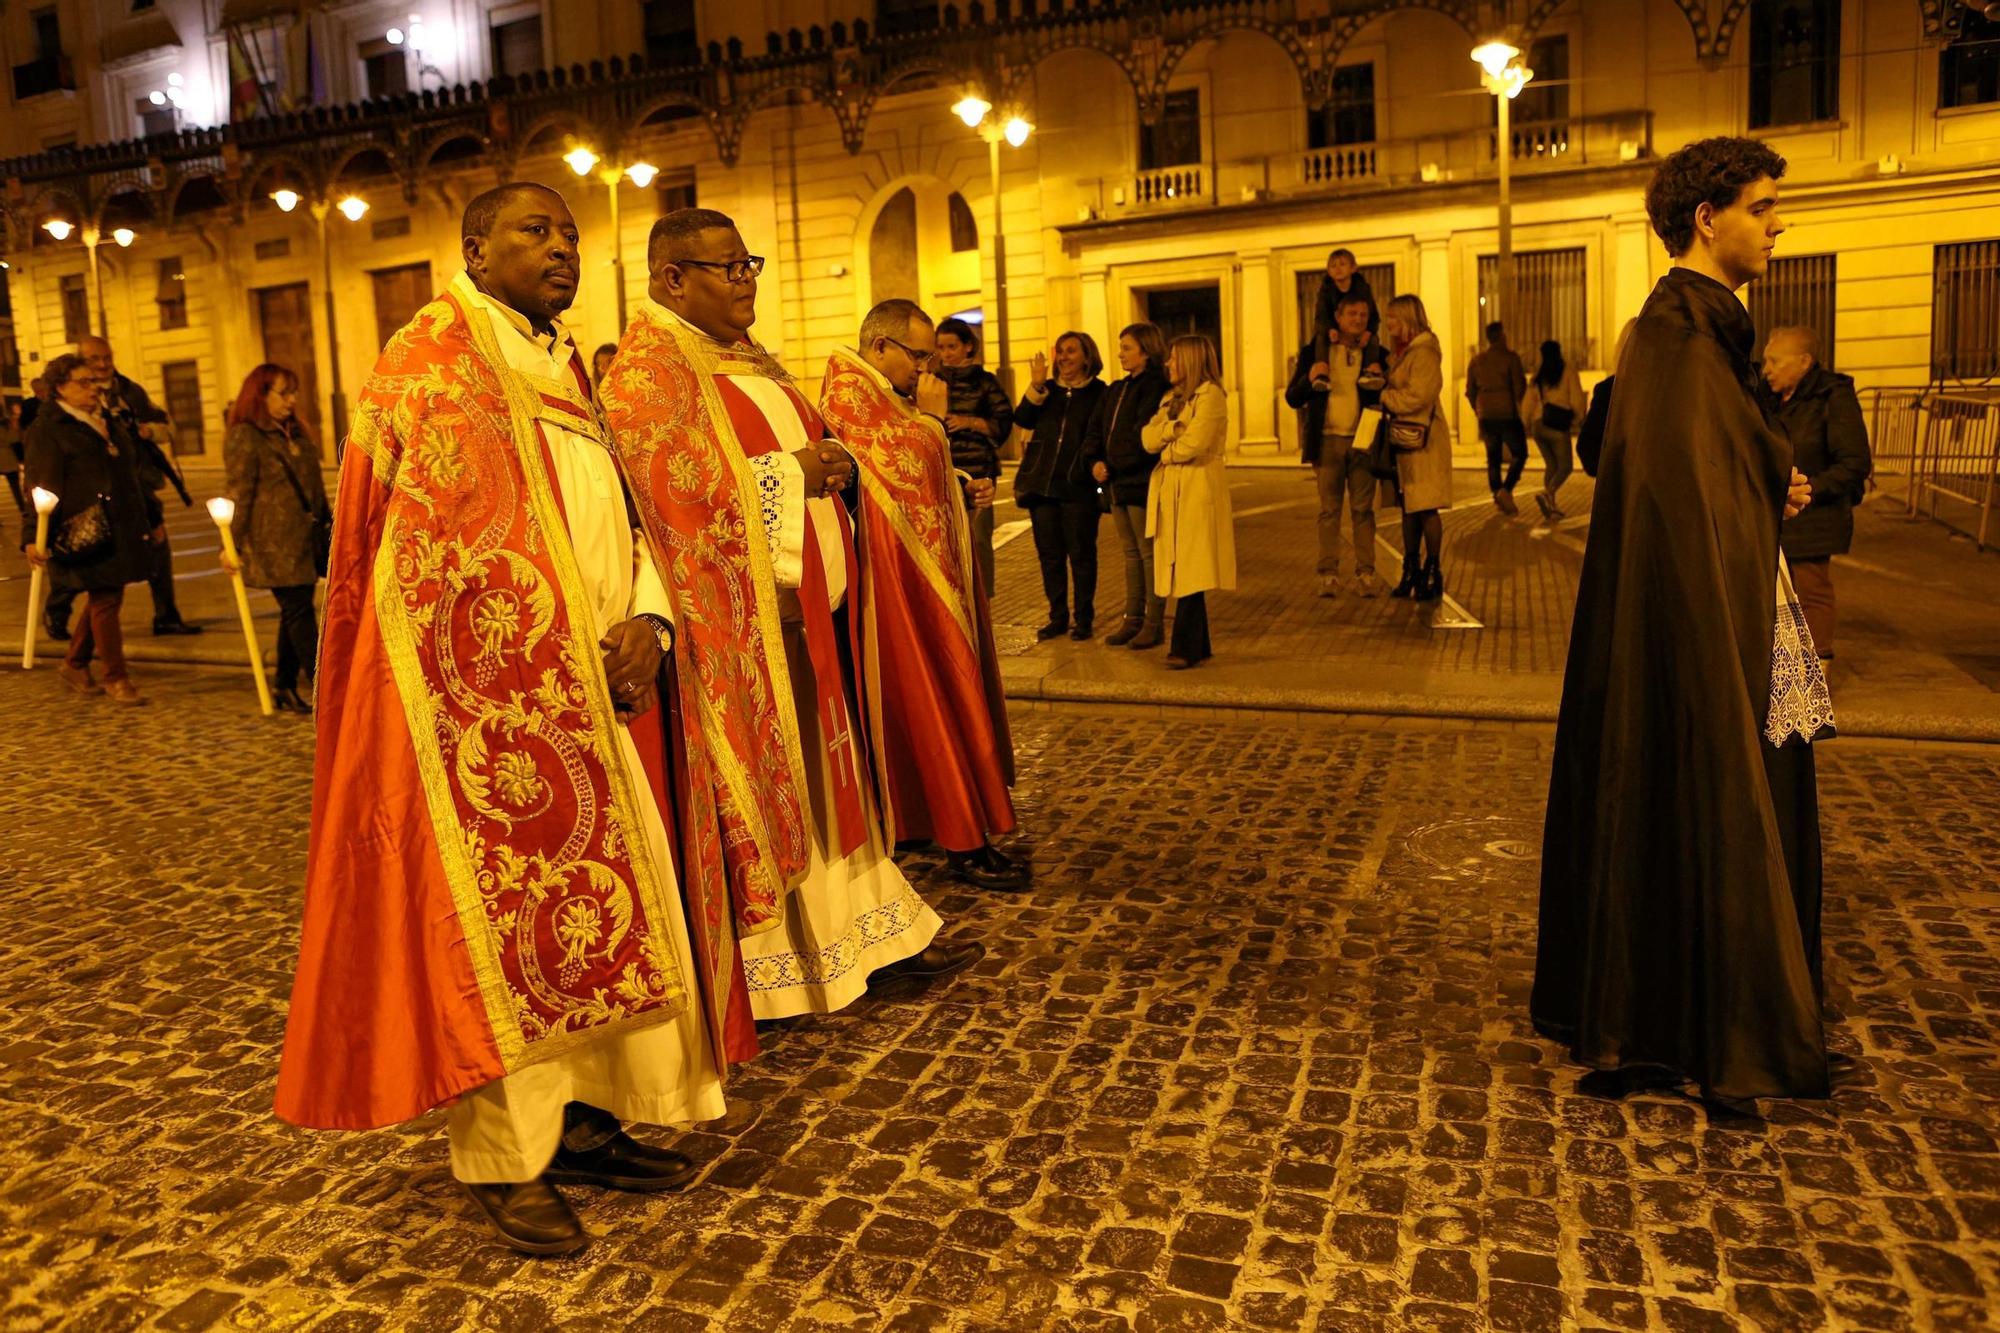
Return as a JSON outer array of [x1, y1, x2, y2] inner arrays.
[[748, 450, 807, 589]]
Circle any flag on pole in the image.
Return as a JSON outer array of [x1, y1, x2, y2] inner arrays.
[[228, 28, 262, 121]]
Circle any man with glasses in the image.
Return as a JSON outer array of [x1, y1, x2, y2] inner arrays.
[[604, 209, 977, 1022], [819, 298, 1025, 901]]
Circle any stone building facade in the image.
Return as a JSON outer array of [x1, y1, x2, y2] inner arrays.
[[0, 0, 1995, 461]]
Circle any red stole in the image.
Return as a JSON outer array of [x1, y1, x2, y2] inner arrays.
[[817, 349, 1016, 851], [712, 374, 871, 857]]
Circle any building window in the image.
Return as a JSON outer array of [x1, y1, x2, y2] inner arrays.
[[60, 274, 89, 343], [1749, 0, 1840, 129], [657, 177, 697, 214], [1940, 9, 2000, 109], [361, 39, 409, 98], [137, 95, 180, 139], [1749, 254, 1837, 367], [490, 9, 542, 79], [1515, 36, 1571, 126], [160, 361, 203, 453], [1933, 240, 2000, 381], [1477, 248, 1590, 366], [31, 7, 61, 61], [948, 192, 977, 253], [1140, 89, 1203, 171], [877, 0, 941, 36], [643, 0, 699, 66], [156, 257, 188, 331], [1309, 64, 1376, 149]]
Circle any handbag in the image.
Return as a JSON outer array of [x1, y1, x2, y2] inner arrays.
[[47, 494, 115, 567], [1358, 408, 1400, 480], [1541, 402, 1575, 432], [267, 432, 333, 577], [1389, 414, 1429, 451]]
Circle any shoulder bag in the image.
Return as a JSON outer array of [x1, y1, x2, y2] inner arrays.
[[48, 494, 115, 567], [266, 431, 333, 577]]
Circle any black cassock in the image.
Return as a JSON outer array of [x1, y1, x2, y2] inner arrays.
[[1533, 267, 1829, 1103]]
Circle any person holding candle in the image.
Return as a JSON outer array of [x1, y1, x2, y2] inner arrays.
[[277, 183, 757, 1257], [21, 353, 163, 705], [220, 364, 329, 714]]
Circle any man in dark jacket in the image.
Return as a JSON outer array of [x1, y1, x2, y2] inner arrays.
[[933, 318, 1012, 596], [1760, 326, 1870, 659], [1286, 293, 1387, 597], [1535, 136, 1828, 1123], [1466, 322, 1528, 514]]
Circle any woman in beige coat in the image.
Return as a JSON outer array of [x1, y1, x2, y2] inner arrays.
[[1378, 294, 1454, 600], [1143, 335, 1237, 668]]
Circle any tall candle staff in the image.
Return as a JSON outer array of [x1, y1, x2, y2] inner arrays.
[[19, 487, 58, 669], [206, 496, 275, 715]]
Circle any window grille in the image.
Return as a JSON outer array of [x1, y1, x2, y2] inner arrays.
[[1933, 240, 2000, 381], [1750, 0, 1841, 128], [60, 273, 88, 343], [160, 361, 202, 453], [1749, 254, 1837, 368], [1477, 248, 1590, 367], [156, 257, 188, 331]]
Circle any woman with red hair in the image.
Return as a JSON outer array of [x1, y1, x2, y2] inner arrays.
[[222, 364, 329, 713]]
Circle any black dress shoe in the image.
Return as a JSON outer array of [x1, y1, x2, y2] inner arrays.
[[274, 687, 313, 714], [545, 1129, 700, 1193], [1035, 620, 1069, 641], [946, 848, 1030, 891], [870, 938, 986, 987], [43, 612, 70, 642], [152, 620, 204, 636], [1577, 1066, 1681, 1100], [1700, 1094, 1765, 1127], [1069, 621, 1093, 641], [972, 844, 1027, 882], [461, 1177, 589, 1255]]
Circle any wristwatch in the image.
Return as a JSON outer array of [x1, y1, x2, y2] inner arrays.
[[636, 613, 675, 657]]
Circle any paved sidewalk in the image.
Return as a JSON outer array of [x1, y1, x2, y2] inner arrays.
[[986, 467, 2000, 741], [6, 463, 1998, 739]]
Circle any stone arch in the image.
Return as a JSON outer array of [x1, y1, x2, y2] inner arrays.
[[725, 79, 844, 165], [1000, 31, 1146, 111], [850, 172, 984, 332], [243, 151, 318, 204], [510, 109, 599, 162], [1325, 0, 1483, 66], [421, 129, 489, 171], [165, 171, 233, 221], [1148, 18, 1312, 117], [624, 90, 722, 154], [22, 185, 85, 232], [1517, 0, 1579, 48], [92, 181, 159, 233]]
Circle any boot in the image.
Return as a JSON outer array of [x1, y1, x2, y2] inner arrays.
[[1127, 623, 1164, 650], [1390, 558, 1421, 599], [1416, 559, 1444, 602], [1105, 617, 1142, 646]]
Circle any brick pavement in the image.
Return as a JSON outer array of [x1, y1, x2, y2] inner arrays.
[[3, 667, 1998, 1331]]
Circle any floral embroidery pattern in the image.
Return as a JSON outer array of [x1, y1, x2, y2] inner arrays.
[[1765, 556, 1836, 748]]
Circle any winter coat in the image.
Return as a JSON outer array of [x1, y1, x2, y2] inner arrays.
[[23, 406, 162, 592], [1523, 363, 1587, 436], [1578, 376, 1615, 477], [225, 418, 331, 589], [1465, 345, 1527, 421], [935, 362, 1012, 481], [1763, 365, 1871, 561], [1285, 338, 1388, 465], [1013, 377, 1106, 506], [1081, 365, 1170, 507], [1143, 381, 1237, 598], [1380, 331, 1455, 513]]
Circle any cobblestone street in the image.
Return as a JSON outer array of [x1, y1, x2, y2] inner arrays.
[[4, 668, 1999, 1332]]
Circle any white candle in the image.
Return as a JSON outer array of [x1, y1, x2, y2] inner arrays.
[[207, 497, 274, 715], [19, 488, 58, 670]]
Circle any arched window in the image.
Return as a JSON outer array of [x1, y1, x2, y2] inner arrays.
[[947, 192, 977, 253]]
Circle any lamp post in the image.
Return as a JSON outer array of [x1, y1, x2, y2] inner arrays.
[[42, 219, 128, 337], [566, 146, 657, 333], [953, 95, 1034, 395], [272, 189, 368, 444], [1473, 42, 1534, 334]]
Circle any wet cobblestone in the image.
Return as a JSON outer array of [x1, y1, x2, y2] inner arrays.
[[2, 668, 1999, 1330]]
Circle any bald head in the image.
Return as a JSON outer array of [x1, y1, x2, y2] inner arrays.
[[78, 335, 115, 377], [1760, 325, 1817, 400]]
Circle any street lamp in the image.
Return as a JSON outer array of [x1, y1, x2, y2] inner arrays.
[[567, 145, 657, 331], [951, 94, 1034, 394], [270, 187, 369, 442], [42, 219, 123, 335], [1473, 41, 1534, 335]]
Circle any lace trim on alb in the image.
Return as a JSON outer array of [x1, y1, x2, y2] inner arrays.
[[1765, 554, 1836, 747]]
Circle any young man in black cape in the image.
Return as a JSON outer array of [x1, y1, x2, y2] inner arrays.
[[1532, 137, 1832, 1122]]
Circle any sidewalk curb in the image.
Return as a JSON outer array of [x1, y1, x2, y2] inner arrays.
[[1001, 673, 2000, 744]]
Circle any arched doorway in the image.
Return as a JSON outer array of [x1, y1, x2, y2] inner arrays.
[[859, 178, 981, 329]]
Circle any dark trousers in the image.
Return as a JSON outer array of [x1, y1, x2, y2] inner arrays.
[[1789, 557, 1836, 659], [64, 588, 128, 683], [3, 471, 23, 521], [1029, 499, 1100, 629], [1763, 741, 1824, 1004], [1480, 418, 1527, 493], [271, 584, 320, 690], [968, 502, 996, 598], [1169, 591, 1211, 663]]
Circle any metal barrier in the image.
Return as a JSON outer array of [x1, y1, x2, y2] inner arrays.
[[1917, 393, 2000, 550], [1857, 386, 1929, 514]]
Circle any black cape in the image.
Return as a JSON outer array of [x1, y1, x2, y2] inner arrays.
[[1533, 268, 1827, 1102]]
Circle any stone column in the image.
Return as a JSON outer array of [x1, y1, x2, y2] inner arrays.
[[1236, 248, 1278, 455], [1078, 264, 1111, 366]]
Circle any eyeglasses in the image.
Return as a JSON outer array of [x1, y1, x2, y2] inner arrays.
[[882, 336, 934, 368], [675, 255, 765, 284]]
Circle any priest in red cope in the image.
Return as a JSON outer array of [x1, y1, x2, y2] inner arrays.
[[818, 300, 1023, 890]]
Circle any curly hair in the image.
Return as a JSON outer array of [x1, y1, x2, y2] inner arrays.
[[1644, 136, 1787, 258]]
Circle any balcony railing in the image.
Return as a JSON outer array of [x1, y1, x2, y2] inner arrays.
[[1300, 144, 1378, 187], [1119, 163, 1211, 210]]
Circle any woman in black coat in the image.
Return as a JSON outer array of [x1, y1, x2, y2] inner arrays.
[[1012, 330, 1107, 640], [1082, 322, 1171, 647], [23, 353, 163, 704]]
